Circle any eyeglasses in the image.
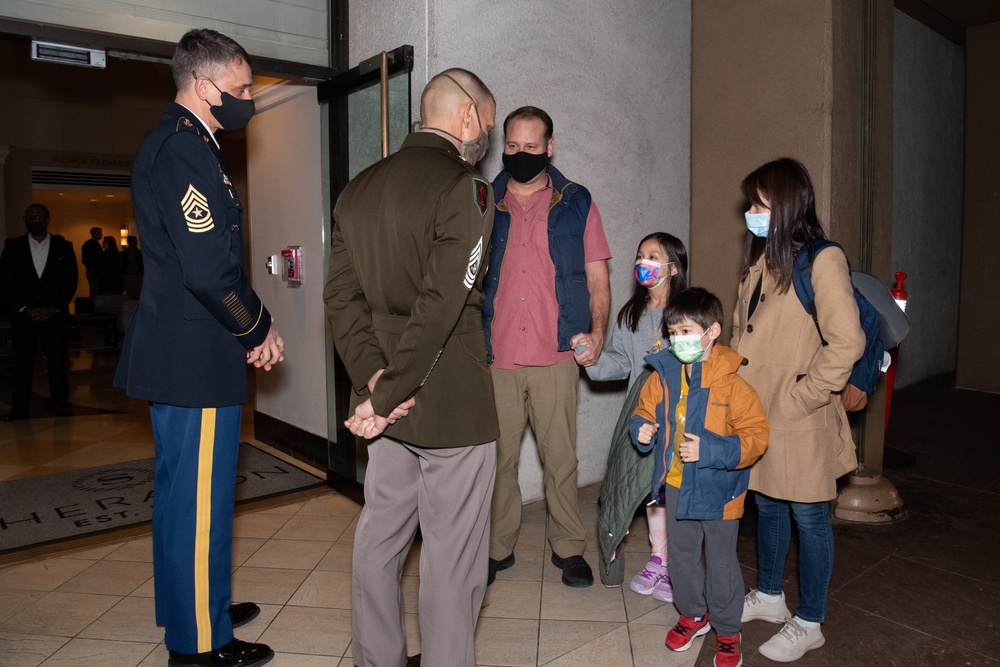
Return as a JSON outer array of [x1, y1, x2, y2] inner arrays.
[[24, 216, 48, 223]]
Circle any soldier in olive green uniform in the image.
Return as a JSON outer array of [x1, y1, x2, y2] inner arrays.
[[324, 69, 498, 667]]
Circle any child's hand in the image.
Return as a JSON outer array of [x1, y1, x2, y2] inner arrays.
[[679, 432, 700, 462], [638, 422, 659, 444]]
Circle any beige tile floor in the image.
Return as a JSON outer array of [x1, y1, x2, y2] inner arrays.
[[0, 483, 696, 666], [1, 349, 695, 666]]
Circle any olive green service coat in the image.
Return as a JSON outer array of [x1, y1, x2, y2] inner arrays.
[[324, 131, 499, 449], [731, 248, 865, 503]]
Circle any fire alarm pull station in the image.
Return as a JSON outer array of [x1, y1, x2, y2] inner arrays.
[[281, 246, 303, 288]]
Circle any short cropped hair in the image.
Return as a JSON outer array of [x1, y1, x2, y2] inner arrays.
[[171, 28, 251, 91], [90, 227, 102, 235], [664, 287, 724, 335], [438, 68, 494, 106], [504, 106, 554, 139]]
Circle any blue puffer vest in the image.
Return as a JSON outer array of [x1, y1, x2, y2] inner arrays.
[[483, 165, 592, 361]]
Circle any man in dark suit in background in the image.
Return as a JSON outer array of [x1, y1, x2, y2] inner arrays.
[[0, 203, 79, 420], [81, 226, 103, 297]]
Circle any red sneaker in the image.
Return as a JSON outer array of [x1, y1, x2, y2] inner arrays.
[[665, 614, 711, 652], [715, 632, 742, 667]]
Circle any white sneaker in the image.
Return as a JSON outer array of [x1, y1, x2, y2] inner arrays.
[[741, 588, 790, 623], [758, 617, 825, 662]]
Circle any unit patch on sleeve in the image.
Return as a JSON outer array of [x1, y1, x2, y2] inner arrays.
[[181, 184, 214, 233], [472, 178, 489, 217], [463, 236, 484, 290]]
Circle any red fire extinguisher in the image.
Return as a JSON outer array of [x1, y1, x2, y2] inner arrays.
[[885, 272, 908, 429]]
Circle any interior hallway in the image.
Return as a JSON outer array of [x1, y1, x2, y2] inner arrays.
[[1, 345, 998, 666]]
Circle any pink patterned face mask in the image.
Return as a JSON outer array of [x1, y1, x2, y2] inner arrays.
[[634, 259, 666, 288]]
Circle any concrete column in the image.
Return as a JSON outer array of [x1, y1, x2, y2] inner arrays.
[[957, 22, 1000, 393], [691, 0, 902, 522]]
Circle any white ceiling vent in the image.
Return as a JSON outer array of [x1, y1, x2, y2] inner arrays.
[[31, 40, 106, 69]]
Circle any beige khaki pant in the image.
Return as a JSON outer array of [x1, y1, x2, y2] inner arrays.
[[490, 360, 587, 560], [351, 437, 496, 667]]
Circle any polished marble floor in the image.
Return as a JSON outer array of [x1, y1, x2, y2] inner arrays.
[[1, 348, 998, 666]]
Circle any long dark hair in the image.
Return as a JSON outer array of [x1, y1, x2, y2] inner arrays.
[[740, 157, 825, 293], [617, 232, 689, 332]]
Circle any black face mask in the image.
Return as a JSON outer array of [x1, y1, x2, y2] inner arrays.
[[207, 79, 256, 131], [503, 151, 550, 184]]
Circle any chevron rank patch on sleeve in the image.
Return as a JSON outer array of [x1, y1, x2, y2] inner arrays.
[[463, 236, 484, 290], [181, 185, 214, 233]]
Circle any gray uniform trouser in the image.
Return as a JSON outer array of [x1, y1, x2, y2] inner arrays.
[[663, 483, 744, 636], [351, 436, 496, 667]]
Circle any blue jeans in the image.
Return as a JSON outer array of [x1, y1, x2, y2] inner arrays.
[[754, 493, 834, 623]]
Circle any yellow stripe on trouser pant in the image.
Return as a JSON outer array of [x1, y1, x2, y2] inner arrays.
[[150, 403, 241, 654]]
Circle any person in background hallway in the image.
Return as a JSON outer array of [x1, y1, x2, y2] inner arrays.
[[99, 235, 125, 295], [81, 226, 103, 297], [325, 68, 499, 667], [123, 235, 143, 298], [587, 232, 688, 595], [733, 158, 865, 663], [482, 105, 612, 588], [0, 203, 78, 420], [114, 28, 284, 667]]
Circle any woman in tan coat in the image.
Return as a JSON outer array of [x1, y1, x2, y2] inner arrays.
[[730, 158, 864, 663]]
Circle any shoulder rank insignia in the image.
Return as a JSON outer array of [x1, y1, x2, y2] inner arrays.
[[181, 185, 214, 233], [472, 177, 489, 217], [463, 236, 484, 290]]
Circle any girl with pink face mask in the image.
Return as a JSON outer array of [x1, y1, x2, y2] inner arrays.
[[587, 232, 688, 596]]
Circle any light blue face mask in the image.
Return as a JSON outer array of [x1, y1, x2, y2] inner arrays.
[[745, 211, 770, 237]]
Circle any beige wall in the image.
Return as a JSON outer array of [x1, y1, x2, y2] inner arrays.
[[691, 0, 835, 314], [691, 0, 894, 470], [957, 22, 1000, 393]]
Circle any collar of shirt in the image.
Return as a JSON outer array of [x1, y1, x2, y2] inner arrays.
[[29, 232, 51, 278], [502, 174, 554, 214], [177, 103, 220, 149]]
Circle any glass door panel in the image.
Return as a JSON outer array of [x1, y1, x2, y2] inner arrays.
[[318, 46, 413, 498]]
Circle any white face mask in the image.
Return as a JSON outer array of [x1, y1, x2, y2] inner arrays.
[[745, 211, 770, 237]]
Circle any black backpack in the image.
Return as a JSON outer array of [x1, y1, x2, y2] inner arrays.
[[791, 240, 908, 410]]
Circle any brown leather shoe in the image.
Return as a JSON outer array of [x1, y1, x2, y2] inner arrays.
[[167, 638, 273, 666]]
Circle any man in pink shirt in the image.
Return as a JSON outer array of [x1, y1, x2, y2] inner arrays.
[[482, 106, 612, 587]]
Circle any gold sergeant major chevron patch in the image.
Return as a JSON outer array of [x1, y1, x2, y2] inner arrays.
[[181, 185, 214, 233]]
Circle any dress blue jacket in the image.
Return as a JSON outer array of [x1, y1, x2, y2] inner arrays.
[[482, 165, 592, 361], [115, 103, 270, 407]]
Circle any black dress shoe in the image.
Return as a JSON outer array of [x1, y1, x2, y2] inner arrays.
[[2, 410, 28, 422], [229, 602, 260, 629], [406, 656, 421, 666], [167, 638, 273, 666], [551, 553, 593, 587], [54, 405, 73, 417], [487, 553, 515, 586]]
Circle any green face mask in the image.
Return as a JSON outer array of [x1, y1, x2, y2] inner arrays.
[[669, 331, 709, 364]]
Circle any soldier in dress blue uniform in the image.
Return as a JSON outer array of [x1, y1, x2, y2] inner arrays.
[[114, 29, 284, 667]]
